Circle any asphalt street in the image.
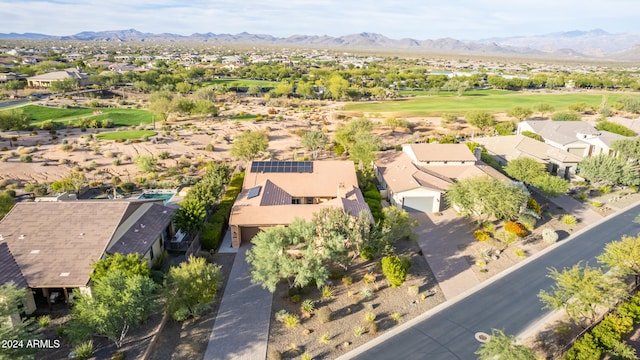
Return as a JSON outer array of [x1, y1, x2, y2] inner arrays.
[[344, 202, 640, 360]]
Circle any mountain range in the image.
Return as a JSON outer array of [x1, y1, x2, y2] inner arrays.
[[1, 28, 639, 61]]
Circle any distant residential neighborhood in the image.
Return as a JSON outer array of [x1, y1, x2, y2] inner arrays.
[[1, 32, 640, 360]]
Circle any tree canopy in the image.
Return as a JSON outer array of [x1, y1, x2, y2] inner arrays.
[[301, 130, 329, 159], [465, 111, 496, 131], [445, 176, 528, 221], [230, 130, 269, 161], [578, 154, 640, 186], [71, 270, 158, 348], [612, 138, 640, 161], [0, 284, 41, 360], [91, 253, 150, 282], [475, 329, 536, 360], [504, 158, 568, 197], [165, 256, 222, 321], [538, 262, 627, 325]]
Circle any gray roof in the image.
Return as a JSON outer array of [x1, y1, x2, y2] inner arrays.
[[0, 242, 28, 289], [473, 135, 583, 164], [107, 204, 175, 256], [521, 120, 626, 147], [0, 201, 130, 288]]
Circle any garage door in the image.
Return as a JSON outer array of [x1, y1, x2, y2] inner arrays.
[[402, 196, 434, 212], [241, 227, 261, 243]]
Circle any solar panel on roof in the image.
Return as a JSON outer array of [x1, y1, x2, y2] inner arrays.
[[247, 185, 262, 199], [250, 161, 314, 173]]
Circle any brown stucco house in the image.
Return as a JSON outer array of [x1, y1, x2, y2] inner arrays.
[[0, 200, 175, 314], [228, 160, 372, 247], [26, 68, 90, 88]]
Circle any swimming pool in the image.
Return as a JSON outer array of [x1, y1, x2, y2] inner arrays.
[[138, 190, 176, 204]]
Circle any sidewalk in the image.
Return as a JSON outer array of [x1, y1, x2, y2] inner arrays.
[[204, 244, 273, 360], [412, 211, 481, 300], [546, 194, 602, 224]]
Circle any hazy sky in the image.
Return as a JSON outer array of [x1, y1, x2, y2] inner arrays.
[[1, 0, 638, 39]]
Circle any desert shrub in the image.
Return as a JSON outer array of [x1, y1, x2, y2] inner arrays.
[[318, 333, 331, 344], [19, 154, 32, 163], [283, 314, 300, 328], [381, 255, 411, 287], [518, 213, 537, 231], [521, 131, 544, 142], [360, 246, 374, 261], [514, 248, 526, 257], [360, 287, 374, 301], [599, 185, 612, 194], [300, 299, 315, 314], [205, 143, 214, 152], [158, 151, 170, 160], [334, 144, 345, 156], [38, 315, 51, 328], [504, 221, 528, 238], [526, 198, 541, 216], [354, 325, 367, 337], [74, 340, 94, 360], [391, 312, 402, 323], [364, 311, 376, 323], [289, 294, 301, 304], [473, 229, 491, 242], [542, 228, 559, 244], [551, 111, 581, 121], [595, 121, 635, 137], [363, 273, 376, 284], [200, 222, 223, 251], [561, 214, 578, 225], [341, 276, 353, 287], [565, 333, 602, 360], [482, 222, 496, 234], [317, 306, 332, 323], [321, 286, 335, 299], [110, 352, 126, 360]]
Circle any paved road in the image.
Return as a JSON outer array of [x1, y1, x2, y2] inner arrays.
[[0, 99, 28, 108], [340, 202, 640, 360]]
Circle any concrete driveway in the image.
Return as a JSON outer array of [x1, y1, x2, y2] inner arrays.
[[411, 210, 481, 300]]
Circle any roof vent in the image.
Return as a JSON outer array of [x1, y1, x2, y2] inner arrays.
[[59, 272, 70, 277], [19, 235, 25, 240], [30, 250, 40, 254], [140, 224, 146, 228], [79, 233, 85, 236], [134, 228, 139, 233]]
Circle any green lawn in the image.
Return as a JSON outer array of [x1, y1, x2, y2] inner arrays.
[[202, 78, 277, 87], [96, 130, 157, 140], [345, 91, 640, 116], [12, 105, 153, 126]]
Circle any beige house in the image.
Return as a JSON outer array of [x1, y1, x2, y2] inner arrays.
[[0, 200, 175, 314], [26, 68, 90, 88], [375, 144, 510, 213], [229, 161, 372, 247], [473, 135, 583, 179]]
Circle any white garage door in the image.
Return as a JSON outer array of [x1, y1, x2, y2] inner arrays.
[[403, 196, 434, 212]]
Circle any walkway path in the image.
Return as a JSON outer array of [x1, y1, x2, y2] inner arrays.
[[546, 194, 602, 225], [204, 244, 272, 360], [412, 211, 481, 300]]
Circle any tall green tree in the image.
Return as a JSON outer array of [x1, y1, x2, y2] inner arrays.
[[0, 192, 14, 221], [507, 106, 533, 121], [445, 176, 528, 221], [465, 111, 496, 131], [230, 130, 269, 161], [0, 109, 29, 131], [301, 130, 329, 159], [504, 158, 569, 197], [534, 103, 555, 118], [475, 329, 536, 360], [538, 262, 627, 325], [349, 132, 382, 168], [174, 197, 207, 234], [165, 256, 222, 321], [612, 138, 640, 161], [326, 73, 350, 100], [49, 77, 78, 93], [71, 271, 158, 348], [148, 91, 175, 121], [598, 234, 640, 285], [334, 117, 375, 155], [51, 171, 87, 197], [91, 253, 150, 282], [0, 284, 41, 360], [578, 154, 640, 186]]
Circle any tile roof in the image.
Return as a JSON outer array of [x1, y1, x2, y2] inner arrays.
[[405, 143, 477, 162], [107, 204, 175, 256], [230, 161, 371, 226], [0, 201, 130, 288], [0, 242, 28, 289], [473, 135, 583, 163]]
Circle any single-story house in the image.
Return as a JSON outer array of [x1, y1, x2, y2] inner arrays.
[[472, 135, 583, 179], [517, 120, 628, 158], [0, 200, 175, 314], [26, 68, 90, 88], [374, 144, 510, 213], [229, 161, 372, 247]]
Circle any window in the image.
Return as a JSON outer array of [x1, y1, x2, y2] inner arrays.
[[292, 198, 301, 204], [149, 246, 154, 260], [306, 197, 314, 204]]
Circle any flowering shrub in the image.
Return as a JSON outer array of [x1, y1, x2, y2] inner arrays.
[[473, 230, 491, 242], [504, 221, 528, 238], [527, 198, 541, 216]]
